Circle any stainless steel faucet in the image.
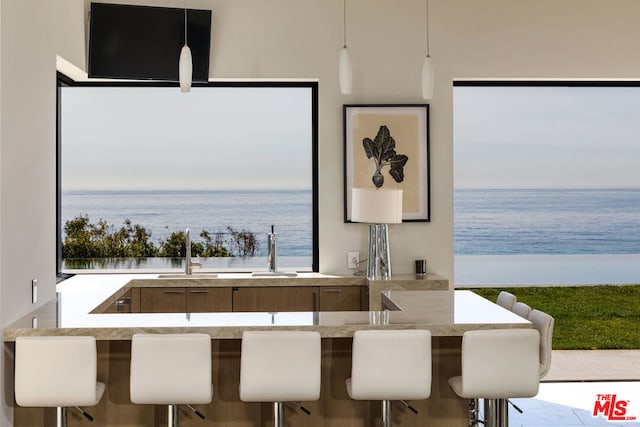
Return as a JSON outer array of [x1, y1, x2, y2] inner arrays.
[[267, 225, 277, 273], [185, 228, 202, 275]]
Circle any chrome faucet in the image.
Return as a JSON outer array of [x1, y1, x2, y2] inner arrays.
[[185, 228, 202, 275], [267, 225, 277, 273]]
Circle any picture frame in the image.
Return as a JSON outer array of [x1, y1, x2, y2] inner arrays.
[[344, 104, 430, 222]]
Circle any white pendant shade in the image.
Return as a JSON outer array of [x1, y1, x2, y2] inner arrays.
[[351, 188, 403, 224], [421, 55, 434, 100], [179, 45, 192, 93], [339, 47, 352, 95]]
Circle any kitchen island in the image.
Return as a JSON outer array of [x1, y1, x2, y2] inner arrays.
[[3, 273, 529, 426]]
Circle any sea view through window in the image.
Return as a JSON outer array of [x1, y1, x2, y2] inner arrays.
[[58, 80, 318, 272], [454, 83, 640, 286]]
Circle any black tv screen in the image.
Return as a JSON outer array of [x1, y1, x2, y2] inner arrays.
[[88, 3, 211, 82]]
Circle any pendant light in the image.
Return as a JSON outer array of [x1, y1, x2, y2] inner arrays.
[[339, 0, 352, 95], [179, 0, 192, 93], [421, 0, 434, 100]]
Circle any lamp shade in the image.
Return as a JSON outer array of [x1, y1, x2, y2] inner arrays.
[[339, 47, 352, 95], [351, 188, 403, 224], [421, 55, 433, 100], [179, 44, 192, 93]]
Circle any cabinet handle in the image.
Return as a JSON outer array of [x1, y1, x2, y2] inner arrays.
[[322, 288, 343, 293], [163, 290, 184, 294], [188, 290, 209, 294], [115, 297, 131, 313], [313, 290, 318, 312]]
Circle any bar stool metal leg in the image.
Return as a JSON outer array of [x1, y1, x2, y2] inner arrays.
[[496, 399, 509, 427], [168, 404, 178, 427], [469, 398, 484, 426], [56, 407, 66, 427], [382, 400, 392, 427], [273, 401, 284, 427], [484, 398, 509, 427], [484, 398, 497, 427]]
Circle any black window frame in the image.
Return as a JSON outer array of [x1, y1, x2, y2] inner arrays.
[[56, 73, 319, 275], [453, 78, 640, 258]]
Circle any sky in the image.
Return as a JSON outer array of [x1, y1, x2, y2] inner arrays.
[[454, 86, 640, 189], [62, 86, 312, 191]]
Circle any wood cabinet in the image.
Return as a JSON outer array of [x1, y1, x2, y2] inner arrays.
[[318, 286, 364, 311], [139, 287, 186, 313], [186, 287, 232, 312], [138, 287, 233, 313], [134, 285, 364, 313], [232, 286, 319, 312]]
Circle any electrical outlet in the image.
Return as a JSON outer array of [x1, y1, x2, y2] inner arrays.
[[32, 279, 38, 304], [348, 251, 359, 269]]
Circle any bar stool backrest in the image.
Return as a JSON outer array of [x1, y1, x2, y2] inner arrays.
[[459, 329, 540, 399], [349, 329, 431, 400], [240, 331, 321, 402], [15, 336, 100, 407], [512, 302, 532, 319], [130, 333, 212, 405], [528, 309, 555, 378], [496, 291, 517, 310]]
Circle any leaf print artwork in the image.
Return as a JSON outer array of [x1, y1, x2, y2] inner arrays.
[[362, 125, 409, 188]]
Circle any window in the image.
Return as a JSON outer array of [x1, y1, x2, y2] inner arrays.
[[454, 81, 640, 286], [57, 76, 318, 273]]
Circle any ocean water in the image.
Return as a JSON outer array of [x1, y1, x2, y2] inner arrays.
[[61, 189, 313, 258], [455, 188, 640, 285], [455, 188, 640, 255], [63, 188, 640, 283]]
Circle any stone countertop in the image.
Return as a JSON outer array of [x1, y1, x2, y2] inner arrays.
[[125, 272, 366, 288], [116, 272, 446, 290], [3, 273, 529, 341]]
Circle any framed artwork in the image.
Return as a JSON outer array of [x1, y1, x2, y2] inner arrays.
[[344, 104, 430, 222]]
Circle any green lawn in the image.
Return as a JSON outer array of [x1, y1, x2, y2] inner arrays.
[[466, 286, 640, 350]]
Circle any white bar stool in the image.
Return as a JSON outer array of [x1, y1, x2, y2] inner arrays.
[[512, 302, 532, 319], [239, 331, 321, 427], [130, 333, 212, 427], [448, 329, 540, 427], [15, 336, 106, 427], [528, 309, 555, 378], [346, 330, 432, 427], [496, 291, 517, 310]]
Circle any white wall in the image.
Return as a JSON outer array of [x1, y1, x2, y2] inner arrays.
[[2, 0, 640, 424], [198, 0, 452, 278], [0, 4, 3, 421], [0, 1, 84, 424]]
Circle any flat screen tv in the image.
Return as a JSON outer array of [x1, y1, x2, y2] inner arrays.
[[88, 2, 211, 82]]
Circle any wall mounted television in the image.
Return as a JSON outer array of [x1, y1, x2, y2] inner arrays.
[[88, 2, 211, 82]]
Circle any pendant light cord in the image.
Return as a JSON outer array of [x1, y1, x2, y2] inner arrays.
[[343, 0, 347, 49], [425, 0, 430, 56], [184, 0, 188, 45]]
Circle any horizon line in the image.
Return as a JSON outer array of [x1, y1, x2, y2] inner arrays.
[[454, 186, 640, 190], [63, 187, 312, 193]]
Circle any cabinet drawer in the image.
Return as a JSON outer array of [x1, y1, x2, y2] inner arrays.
[[232, 286, 318, 312], [318, 286, 362, 311], [186, 287, 233, 312], [140, 287, 186, 313]]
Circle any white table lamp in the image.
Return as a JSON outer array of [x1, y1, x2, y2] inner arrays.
[[351, 188, 403, 280]]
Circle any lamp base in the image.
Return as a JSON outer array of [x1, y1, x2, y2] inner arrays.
[[367, 224, 392, 280]]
